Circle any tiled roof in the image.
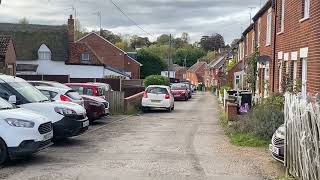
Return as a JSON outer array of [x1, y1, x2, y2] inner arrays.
[[0, 35, 11, 60], [188, 61, 207, 72], [0, 23, 68, 61], [208, 56, 225, 69]]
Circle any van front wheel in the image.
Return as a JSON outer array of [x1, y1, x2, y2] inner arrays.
[[0, 138, 8, 165]]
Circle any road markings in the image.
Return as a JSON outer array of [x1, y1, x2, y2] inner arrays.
[[84, 115, 135, 135]]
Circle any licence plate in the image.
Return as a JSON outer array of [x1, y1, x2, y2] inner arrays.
[[151, 100, 161, 103], [43, 131, 53, 141], [83, 120, 90, 127], [174, 95, 180, 97], [269, 144, 279, 155]]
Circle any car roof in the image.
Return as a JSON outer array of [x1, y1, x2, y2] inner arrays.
[[0, 74, 27, 83], [147, 85, 170, 89], [35, 86, 70, 94], [65, 83, 100, 87]]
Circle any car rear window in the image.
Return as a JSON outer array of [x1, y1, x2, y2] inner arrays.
[[171, 84, 187, 90], [147, 87, 168, 94], [66, 90, 82, 100]]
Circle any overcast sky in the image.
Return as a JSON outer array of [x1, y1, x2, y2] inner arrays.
[[0, 0, 267, 44]]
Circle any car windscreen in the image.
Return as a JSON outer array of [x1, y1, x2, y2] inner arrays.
[[97, 87, 105, 96], [8, 82, 49, 103], [66, 90, 82, 100], [51, 82, 71, 89], [171, 84, 186, 90], [147, 87, 168, 94], [0, 97, 13, 110]]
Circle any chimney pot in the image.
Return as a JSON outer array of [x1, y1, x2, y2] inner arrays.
[[68, 15, 75, 42]]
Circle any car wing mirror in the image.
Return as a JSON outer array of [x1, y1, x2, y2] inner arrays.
[[8, 95, 17, 104]]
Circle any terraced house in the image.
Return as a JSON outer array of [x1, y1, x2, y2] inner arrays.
[[232, 0, 320, 99]]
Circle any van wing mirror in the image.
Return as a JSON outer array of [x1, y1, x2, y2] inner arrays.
[[8, 95, 17, 104]]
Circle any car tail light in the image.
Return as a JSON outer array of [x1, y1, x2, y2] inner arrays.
[[143, 91, 148, 98], [60, 95, 71, 102], [165, 94, 170, 99]]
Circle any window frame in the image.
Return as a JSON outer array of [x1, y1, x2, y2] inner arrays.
[[81, 53, 90, 62], [279, 0, 285, 33], [302, 0, 310, 20], [266, 8, 272, 46]]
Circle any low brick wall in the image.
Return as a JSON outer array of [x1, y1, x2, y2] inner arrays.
[[124, 92, 144, 114], [226, 102, 238, 121]]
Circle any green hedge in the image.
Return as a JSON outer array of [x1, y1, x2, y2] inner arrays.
[[144, 75, 170, 87]]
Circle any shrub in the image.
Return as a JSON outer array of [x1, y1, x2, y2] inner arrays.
[[219, 86, 231, 96], [144, 75, 170, 87], [228, 94, 285, 139]]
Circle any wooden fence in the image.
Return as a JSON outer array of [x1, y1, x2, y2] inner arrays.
[[284, 94, 320, 180], [105, 91, 125, 114]]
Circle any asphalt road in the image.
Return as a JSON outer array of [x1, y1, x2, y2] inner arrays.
[[0, 92, 283, 180]]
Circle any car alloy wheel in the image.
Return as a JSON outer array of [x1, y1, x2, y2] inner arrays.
[[0, 139, 8, 165]]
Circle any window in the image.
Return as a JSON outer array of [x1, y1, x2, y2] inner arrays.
[[302, 0, 310, 19], [279, 0, 285, 32], [251, 32, 255, 53], [38, 44, 51, 60], [257, 18, 261, 47], [266, 8, 272, 46], [81, 53, 90, 62]]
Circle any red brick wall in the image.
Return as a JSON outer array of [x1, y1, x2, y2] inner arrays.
[[275, 0, 320, 96], [253, 6, 275, 95], [68, 43, 102, 65], [175, 68, 186, 80], [79, 33, 141, 79]]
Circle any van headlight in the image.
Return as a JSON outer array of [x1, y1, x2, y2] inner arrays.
[[54, 107, 77, 116], [5, 118, 35, 128]]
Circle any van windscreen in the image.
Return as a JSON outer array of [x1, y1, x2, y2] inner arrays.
[[9, 82, 49, 103]]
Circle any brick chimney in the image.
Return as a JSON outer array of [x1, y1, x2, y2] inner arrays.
[[68, 15, 75, 42]]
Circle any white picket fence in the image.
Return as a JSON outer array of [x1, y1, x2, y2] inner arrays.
[[284, 94, 320, 180]]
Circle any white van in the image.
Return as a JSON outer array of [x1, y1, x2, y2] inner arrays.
[[0, 75, 89, 139], [0, 97, 53, 165]]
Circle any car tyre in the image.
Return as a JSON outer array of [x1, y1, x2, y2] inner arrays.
[[142, 107, 149, 113], [166, 107, 172, 112], [185, 96, 188, 101], [171, 105, 175, 111], [0, 138, 8, 165]]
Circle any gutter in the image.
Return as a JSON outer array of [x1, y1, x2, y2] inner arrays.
[[272, 0, 278, 93]]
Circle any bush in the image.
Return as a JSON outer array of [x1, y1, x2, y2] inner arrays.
[[228, 94, 285, 139], [219, 86, 231, 96], [144, 75, 170, 87]]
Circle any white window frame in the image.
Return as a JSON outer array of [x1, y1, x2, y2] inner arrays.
[[279, 61, 283, 92], [280, 0, 285, 33], [266, 8, 272, 46], [303, 0, 310, 19], [251, 32, 255, 53], [81, 53, 90, 62], [38, 44, 52, 60], [264, 62, 270, 98], [301, 58, 308, 99]]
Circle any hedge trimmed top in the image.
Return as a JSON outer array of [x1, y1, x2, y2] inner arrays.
[[144, 75, 170, 87]]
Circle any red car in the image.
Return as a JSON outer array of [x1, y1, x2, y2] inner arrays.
[[170, 83, 189, 101], [65, 83, 105, 99]]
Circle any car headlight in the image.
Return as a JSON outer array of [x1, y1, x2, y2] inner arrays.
[[5, 118, 35, 128], [275, 125, 285, 137], [54, 107, 77, 116]]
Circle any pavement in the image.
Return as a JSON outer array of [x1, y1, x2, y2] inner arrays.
[[0, 92, 284, 180]]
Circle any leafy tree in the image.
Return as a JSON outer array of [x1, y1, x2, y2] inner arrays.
[[172, 38, 186, 49], [143, 44, 171, 61], [144, 75, 170, 87], [18, 17, 29, 24], [100, 29, 122, 44], [200, 33, 225, 51], [75, 19, 88, 40], [173, 45, 206, 67], [137, 49, 167, 79], [181, 32, 190, 43], [156, 34, 172, 45], [130, 35, 151, 49]]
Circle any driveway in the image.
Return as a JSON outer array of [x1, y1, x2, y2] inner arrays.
[[0, 92, 284, 180]]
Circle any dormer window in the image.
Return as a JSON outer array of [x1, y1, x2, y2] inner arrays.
[[81, 53, 90, 62], [38, 44, 51, 60]]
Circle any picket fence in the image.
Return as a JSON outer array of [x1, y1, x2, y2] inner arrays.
[[284, 94, 320, 180]]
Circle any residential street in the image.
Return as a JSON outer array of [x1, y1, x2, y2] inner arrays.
[[0, 92, 283, 180]]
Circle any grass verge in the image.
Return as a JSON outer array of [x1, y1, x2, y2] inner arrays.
[[228, 132, 269, 147]]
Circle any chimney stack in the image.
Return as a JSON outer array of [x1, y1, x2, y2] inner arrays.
[[68, 15, 75, 42]]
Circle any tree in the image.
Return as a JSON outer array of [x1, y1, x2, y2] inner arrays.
[[181, 32, 190, 43], [75, 19, 88, 40], [18, 17, 29, 25], [199, 33, 225, 52], [156, 34, 172, 45], [130, 35, 151, 49], [100, 29, 122, 44], [137, 49, 167, 79], [173, 45, 206, 67]]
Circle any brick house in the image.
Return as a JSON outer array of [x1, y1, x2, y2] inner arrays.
[[273, 0, 320, 98], [186, 60, 207, 86], [204, 56, 225, 88], [67, 15, 142, 79], [0, 35, 16, 75]]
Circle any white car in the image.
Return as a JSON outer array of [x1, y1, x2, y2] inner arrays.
[[141, 85, 174, 112], [35, 86, 84, 107], [0, 75, 89, 139], [0, 97, 53, 164]]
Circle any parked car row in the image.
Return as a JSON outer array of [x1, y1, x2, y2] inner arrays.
[[0, 76, 112, 165], [141, 81, 196, 113]]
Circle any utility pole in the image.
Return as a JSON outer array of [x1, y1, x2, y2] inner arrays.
[[248, 7, 256, 24], [168, 34, 172, 79], [94, 11, 102, 35]]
